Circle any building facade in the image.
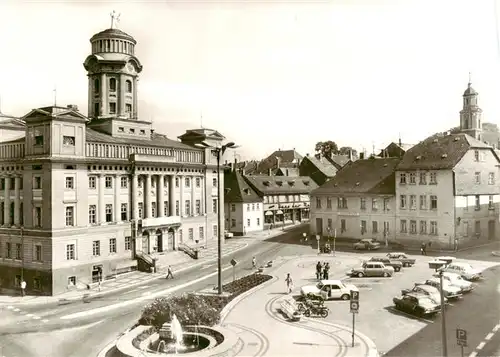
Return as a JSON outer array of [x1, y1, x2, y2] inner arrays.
[[0, 25, 227, 295]]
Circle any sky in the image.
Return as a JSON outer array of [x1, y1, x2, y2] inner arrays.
[[1, 0, 500, 160]]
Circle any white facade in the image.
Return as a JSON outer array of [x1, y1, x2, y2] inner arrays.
[[225, 202, 264, 235]]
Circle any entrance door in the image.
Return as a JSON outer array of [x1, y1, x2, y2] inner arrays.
[[488, 220, 495, 240], [316, 218, 323, 235], [156, 231, 163, 252], [142, 233, 150, 254], [92, 265, 102, 283], [168, 230, 175, 250], [296, 210, 301, 221]]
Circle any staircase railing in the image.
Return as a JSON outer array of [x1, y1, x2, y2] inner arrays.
[[178, 243, 199, 259], [136, 252, 157, 272]]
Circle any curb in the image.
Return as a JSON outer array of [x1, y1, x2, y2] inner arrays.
[[0, 242, 250, 306], [96, 339, 116, 357]]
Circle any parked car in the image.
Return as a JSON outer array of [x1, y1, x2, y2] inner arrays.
[[349, 262, 394, 278], [369, 257, 403, 272], [224, 231, 234, 238], [434, 272, 474, 293], [300, 279, 358, 301], [439, 262, 483, 281], [421, 278, 462, 300], [401, 283, 446, 304], [393, 293, 441, 316], [386, 252, 416, 267], [353, 239, 381, 250]]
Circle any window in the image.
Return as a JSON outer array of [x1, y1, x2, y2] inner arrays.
[[109, 102, 117, 114], [400, 219, 407, 233], [121, 203, 128, 221], [419, 195, 427, 210], [164, 201, 169, 216], [327, 218, 333, 229], [372, 221, 378, 233], [109, 238, 117, 254], [34, 135, 44, 146], [65, 206, 74, 226], [419, 172, 427, 184], [213, 177, 217, 187], [212, 199, 218, 213], [410, 195, 416, 210], [15, 243, 22, 260], [66, 244, 75, 260], [94, 102, 100, 117], [89, 205, 97, 224], [185, 177, 190, 188], [175, 200, 179, 216], [430, 172, 437, 184], [372, 198, 378, 210], [196, 178, 201, 187], [489, 173, 495, 185], [231, 204, 236, 212], [105, 176, 112, 188], [430, 221, 438, 235], [400, 195, 407, 209], [138, 202, 144, 218], [475, 172, 481, 184], [420, 220, 427, 234], [0, 178, 3, 190], [316, 198, 322, 209], [34, 244, 42, 261], [199, 227, 204, 240], [33, 277, 41, 290], [475, 195, 480, 210], [231, 219, 236, 227], [34, 206, 42, 227], [105, 204, 113, 222], [340, 219, 346, 232], [6, 242, 11, 258], [94, 78, 100, 93], [89, 176, 96, 189], [361, 220, 367, 234], [125, 236, 131, 250], [410, 220, 417, 234], [400, 173, 407, 184], [213, 225, 218, 238], [92, 240, 101, 256], [118, 127, 125, 133], [126, 104, 132, 115], [257, 218, 260, 226], [185, 200, 190, 216], [120, 176, 128, 188], [489, 195, 494, 210], [151, 202, 156, 217], [475, 220, 480, 235], [188, 228, 194, 240], [34, 176, 42, 189], [68, 276, 76, 286], [138, 177, 143, 188], [109, 78, 117, 91], [430, 195, 437, 210], [64, 176, 74, 189], [360, 197, 366, 210], [383, 198, 390, 211], [409, 172, 416, 184], [126, 80, 132, 92], [63, 136, 75, 146], [175, 177, 179, 187], [337, 197, 347, 209], [195, 200, 201, 215], [474, 150, 480, 161], [326, 197, 332, 209]]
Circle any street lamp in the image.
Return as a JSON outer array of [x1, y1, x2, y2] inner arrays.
[[428, 257, 455, 357]]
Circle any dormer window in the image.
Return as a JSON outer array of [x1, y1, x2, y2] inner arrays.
[[288, 181, 295, 186], [63, 136, 75, 146], [140, 129, 146, 135], [243, 188, 250, 195], [276, 181, 283, 186], [303, 180, 310, 186], [263, 181, 270, 186], [129, 128, 135, 134], [34, 135, 44, 146], [118, 127, 124, 133], [126, 80, 132, 93], [109, 78, 117, 92]]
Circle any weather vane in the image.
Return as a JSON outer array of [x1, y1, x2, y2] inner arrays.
[[110, 10, 121, 29]]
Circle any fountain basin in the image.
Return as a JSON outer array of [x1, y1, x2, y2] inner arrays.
[[146, 332, 216, 354]]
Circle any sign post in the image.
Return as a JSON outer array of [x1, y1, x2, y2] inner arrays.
[[350, 290, 359, 347], [230, 259, 237, 282], [456, 328, 467, 357], [333, 229, 337, 256], [316, 235, 320, 254]]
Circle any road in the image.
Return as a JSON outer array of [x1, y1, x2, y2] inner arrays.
[[0, 226, 312, 357]]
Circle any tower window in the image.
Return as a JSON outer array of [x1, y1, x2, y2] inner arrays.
[[94, 78, 100, 94], [126, 80, 132, 93], [109, 102, 117, 114], [94, 102, 100, 117], [126, 103, 132, 114], [109, 78, 116, 92]]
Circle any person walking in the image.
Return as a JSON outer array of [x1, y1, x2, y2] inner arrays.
[[252, 257, 257, 269], [323, 262, 330, 280], [421, 242, 427, 256], [166, 265, 174, 279], [316, 261, 322, 280], [20, 280, 26, 297], [285, 273, 293, 294]]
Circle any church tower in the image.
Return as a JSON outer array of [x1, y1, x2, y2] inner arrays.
[[459, 75, 483, 140], [83, 13, 152, 139]]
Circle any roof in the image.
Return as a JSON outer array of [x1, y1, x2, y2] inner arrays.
[[303, 155, 338, 177], [256, 149, 303, 174], [312, 157, 401, 196], [90, 28, 136, 43], [463, 83, 478, 96], [325, 155, 350, 169], [244, 175, 318, 195], [276, 167, 300, 176], [224, 171, 261, 203], [396, 133, 492, 171]]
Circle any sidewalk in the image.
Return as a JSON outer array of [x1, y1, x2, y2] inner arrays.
[[221, 255, 379, 357], [239, 222, 307, 241]]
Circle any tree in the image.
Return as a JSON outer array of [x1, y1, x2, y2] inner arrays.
[[338, 146, 358, 159], [315, 141, 338, 158]]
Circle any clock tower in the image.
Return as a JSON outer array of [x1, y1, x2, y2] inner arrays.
[[459, 75, 483, 141]]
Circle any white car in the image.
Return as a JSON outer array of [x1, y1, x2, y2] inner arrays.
[[423, 278, 462, 300], [434, 272, 474, 293], [439, 262, 483, 281], [300, 280, 358, 301]]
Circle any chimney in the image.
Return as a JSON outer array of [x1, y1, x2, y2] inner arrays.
[[276, 156, 281, 168], [150, 129, 155, 139], [286, 169, 289, 176], [349, 150, 353, 161], [315, 153, 321, 160], [66, 104, 78, 111], [360, 152, 365, 160], [233, 157, 237, 172], [398, 137, 402, 146]]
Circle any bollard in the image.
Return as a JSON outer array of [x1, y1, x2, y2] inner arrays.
[[150, 266, 155, 274]]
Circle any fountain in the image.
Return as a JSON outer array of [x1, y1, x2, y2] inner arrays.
[[171, 314, 184, 352]]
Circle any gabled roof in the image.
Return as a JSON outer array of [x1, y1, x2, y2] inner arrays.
[[0, 112, 25, 130], [276, 167, 300, 176], [177, 128, 225, 142], [303, 155, 338, 177], [312, 157, 401, 196], [325, 155, 349, 169], [22, 106, 89, 123], [256, 149, 303, 174], [224, 171, 261, 203], [234, 160, 259, 175], [244, 175, 318, 195], [396, 133, 492, 171]]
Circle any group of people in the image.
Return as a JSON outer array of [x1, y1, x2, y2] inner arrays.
[[316, 261, 330, 280]]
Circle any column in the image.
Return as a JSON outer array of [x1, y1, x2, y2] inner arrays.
[[133, 77, 138, 118], [114, 175, 120, 222], [13, 176, 21, 226], [179, 175, 184, 217], [119, 75, 126, 117], [100, 73, 107, 116], [98, 174, 106, 224], [169, 175, 175, 216], [144, 174, 151, 218], [158, 175, 165, 218], [200, 176, 205, 215], [131, 174, 138, 220], [3, 176, 10, 226], [191, 176, 195, 216]]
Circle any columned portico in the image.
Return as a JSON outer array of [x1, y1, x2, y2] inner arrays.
[[169, 175, 176, 216], [143, 174, 151, 218], [131, 174, 138, 220], [157, 175, 165, 218]]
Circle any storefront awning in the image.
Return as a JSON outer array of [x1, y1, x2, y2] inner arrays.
[[276, 210, 284, 214], [265, 211, 274, 216]]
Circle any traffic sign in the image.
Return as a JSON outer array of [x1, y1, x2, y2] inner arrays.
[[230, 259, 237, 266], [456, 328, 467, 347], [350, 301, 359, 313], [351, 290, 359, 301]]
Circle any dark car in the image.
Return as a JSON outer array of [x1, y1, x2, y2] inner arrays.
[[353, 239, 381, 250], [369, 257, 403, 272], [393, 293, 441, 317], [386, 252, 416, 267]]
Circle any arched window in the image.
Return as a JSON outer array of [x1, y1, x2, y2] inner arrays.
[[94, 78, 100, 93], [109, 78, 116, 92], [126, 80, 132, 93]]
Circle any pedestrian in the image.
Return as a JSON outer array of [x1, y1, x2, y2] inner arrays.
[[20, 280, 26, 297], [324, 262, 330, 280], [166, 265, 174, 279], [252, 257, 257, 269], [454, 238, 459, 252], [285, 273, 293, 294], [98, 280, 101, 292], [316, 261, 322, 280], [420, 242, 426, 256]]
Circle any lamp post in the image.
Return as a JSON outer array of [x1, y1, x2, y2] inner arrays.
[[333, 228, 337, 256], [428, 257, 455, 357]]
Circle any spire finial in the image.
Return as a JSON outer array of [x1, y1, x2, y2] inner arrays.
[[53, 86, 57, 107], [110, 10, 121, 29], [468, 72, 472, 87], [200, 111, 203, 128]]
